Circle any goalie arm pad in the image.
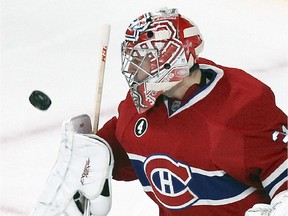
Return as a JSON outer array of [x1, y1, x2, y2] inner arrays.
[[245, 190, 288, 216], [29, 115, 114, 216]]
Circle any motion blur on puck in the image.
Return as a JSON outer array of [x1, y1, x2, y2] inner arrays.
[[29, 90, 52, 111]]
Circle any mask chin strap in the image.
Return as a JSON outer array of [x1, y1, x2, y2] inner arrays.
[[183, 24, 204, 68], [145, 81, 181, 92], [187, 55, 195, 68]]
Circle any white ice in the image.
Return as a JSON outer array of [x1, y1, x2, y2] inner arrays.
[[1, 0, 287, 215]]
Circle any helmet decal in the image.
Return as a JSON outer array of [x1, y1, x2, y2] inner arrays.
[[125, 13, 152, 42], [121, 8, 204, 113]]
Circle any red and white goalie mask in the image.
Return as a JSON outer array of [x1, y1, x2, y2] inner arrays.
[[121, 8, 204, 113]]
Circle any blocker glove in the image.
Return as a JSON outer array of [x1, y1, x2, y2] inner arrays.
[[29, 114, 114, 216], [245, 190, 288, 216]]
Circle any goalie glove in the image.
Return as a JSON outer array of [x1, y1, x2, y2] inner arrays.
[[29, 114, 114, 216], [64, 182, 112, 216], [245, 190, 288, 216]]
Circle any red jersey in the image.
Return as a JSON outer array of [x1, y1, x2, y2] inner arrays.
[[98, 58, 287, 216]]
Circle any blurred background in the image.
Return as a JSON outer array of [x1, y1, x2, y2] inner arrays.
[[1, 0, 287, 215]]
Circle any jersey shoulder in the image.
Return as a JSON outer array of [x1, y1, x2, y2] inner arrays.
[[197, 58, 284, 131]]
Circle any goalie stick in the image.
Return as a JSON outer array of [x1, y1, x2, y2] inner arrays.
[[83, 23, 111, 216], [92, 24, 111, 133]]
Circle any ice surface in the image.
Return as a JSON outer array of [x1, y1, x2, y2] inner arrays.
[[1, 0, 287, 215]]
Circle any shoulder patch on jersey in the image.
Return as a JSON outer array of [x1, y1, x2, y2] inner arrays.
[[134, 117, 148, 137]]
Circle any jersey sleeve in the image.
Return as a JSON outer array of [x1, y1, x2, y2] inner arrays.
[[238, 87, 286, 198], [208, 82, 287, 200], [243, 90, 288, 198], [97, 116, 137, 181]]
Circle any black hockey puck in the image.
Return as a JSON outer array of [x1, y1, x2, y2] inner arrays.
[[29, 90, 52, 111]]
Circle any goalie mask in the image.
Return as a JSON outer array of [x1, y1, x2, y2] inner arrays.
[[121, 8, 204, 113]]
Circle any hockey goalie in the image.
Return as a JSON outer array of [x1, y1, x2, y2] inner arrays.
[[30, 7, 287, 216]]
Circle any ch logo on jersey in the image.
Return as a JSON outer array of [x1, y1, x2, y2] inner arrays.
[[144, 155, 198, 209], [134, 117, 148, 137], [129, 153, 256, 210]]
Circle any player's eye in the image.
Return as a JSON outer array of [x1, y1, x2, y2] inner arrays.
[[131, 57, 143, 65]]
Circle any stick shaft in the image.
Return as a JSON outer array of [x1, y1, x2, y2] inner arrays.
[[92, 24, 111, 133], [84, 24, 111, 216]]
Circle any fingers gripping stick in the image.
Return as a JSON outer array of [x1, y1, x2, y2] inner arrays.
[[29, 115, 114, 216]]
